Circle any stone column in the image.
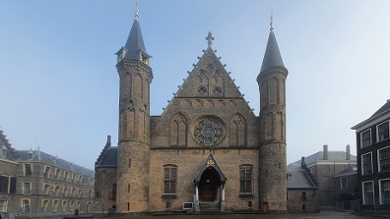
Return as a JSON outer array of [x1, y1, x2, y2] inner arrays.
[[221, 184, 226, 211]]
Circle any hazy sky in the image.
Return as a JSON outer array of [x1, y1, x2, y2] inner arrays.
[[1, 1, 390, 170]]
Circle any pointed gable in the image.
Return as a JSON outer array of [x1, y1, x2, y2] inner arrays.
[[194, 153, 227, 183], [175, 46, 242, 99]]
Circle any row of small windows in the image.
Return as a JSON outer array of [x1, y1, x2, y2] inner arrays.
[[361, 146, 390, 175], [362, 179, 390, 206], [20, 199, 82, 213], [22, 182, 91, 198], [24, 164, 91, 184], [360, 120, 390, 148]]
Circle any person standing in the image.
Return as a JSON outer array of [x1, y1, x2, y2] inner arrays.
[[74, 208, 79, 217]]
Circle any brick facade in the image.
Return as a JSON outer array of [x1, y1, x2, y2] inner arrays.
[[95, 13, 289, 214]]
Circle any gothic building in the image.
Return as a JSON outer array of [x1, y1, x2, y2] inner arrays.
[[95, 8, 288, 213]]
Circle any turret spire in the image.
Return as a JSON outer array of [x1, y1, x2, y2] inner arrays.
[[260, 12, 285, 72], [115, 1, 151, 64]]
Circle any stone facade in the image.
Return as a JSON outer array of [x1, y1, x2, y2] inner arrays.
[[95, 11, 288, 214], [0, 130, 94, 218], [287, 190, 319, 213]]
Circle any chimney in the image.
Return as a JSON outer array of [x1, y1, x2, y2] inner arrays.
[[346, 144, 351, 160], [105, 135, 111, 147], [323, 144, 328, 160], [301, 156, 306, 168]]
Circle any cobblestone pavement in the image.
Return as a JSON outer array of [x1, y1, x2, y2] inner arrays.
[[24, 211, 389, 219], [98, 210, 387, 219]]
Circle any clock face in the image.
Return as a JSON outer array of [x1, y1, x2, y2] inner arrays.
[[193, 117, 224, 146]]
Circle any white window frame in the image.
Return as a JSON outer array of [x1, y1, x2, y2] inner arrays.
[[23, 182, 31, 194], [0, 200, 8, 212], [377, 120, 390, 142], [52, 200, 59, 213], [340, 177, 348, 190], [360, 129, 372, 148], [379, 178, 390, 205], [22, 199, 30, 212], [362, 181, 375, 205], [378, 145, 390, 172], [361, 152, 373, 175]]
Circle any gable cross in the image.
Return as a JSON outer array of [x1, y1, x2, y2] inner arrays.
[[206, 31, 214, 48]]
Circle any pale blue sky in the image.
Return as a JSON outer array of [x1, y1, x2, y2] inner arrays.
[[1, 1, 390, 169]]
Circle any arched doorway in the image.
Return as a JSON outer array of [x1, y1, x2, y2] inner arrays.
[[199, 166, 221, 202]]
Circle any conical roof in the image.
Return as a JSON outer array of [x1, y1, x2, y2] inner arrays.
[[116, 10, 151, 61], [260, 29, 285, 72]]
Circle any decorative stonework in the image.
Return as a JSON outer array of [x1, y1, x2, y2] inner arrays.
[[193, 116, 225, 146]]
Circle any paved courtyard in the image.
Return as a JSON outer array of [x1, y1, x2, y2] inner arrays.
[[87, 211, 387, 219]]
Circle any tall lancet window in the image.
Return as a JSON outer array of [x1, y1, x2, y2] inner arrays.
[[230, 114, 245, 146], [170, 114, 187, 146], [269, 77, 279, 105]]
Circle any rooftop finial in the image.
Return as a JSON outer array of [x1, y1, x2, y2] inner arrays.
[[135, 1, 140, 20], [206, 31, 214, 48], [270, 6, 275, 30]]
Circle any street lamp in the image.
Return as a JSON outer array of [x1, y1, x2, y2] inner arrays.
[[101, 170, 105, 217]]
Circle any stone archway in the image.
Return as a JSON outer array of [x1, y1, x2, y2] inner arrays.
[[193, 153, 227, 211], [199, 166, 221, 202]]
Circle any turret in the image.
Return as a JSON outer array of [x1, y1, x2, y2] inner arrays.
[[115, 2, 152, 212], [257, 17, 288, 213]]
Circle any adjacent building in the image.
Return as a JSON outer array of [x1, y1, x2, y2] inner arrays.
[[95, 6, 290, 213], [287, 160, 319, 213], [352, 100, 390, 213], [293, 145, 357, 209], [0, 129, 95, 218]]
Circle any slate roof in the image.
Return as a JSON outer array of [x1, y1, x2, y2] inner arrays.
[[260, 29, 285, 72], [95, 135, 117, 168], [293, 151, 357, 166], [116, 12, 151, 61], [95, 146, 118, 168], [370, 99, 390, 119], [17, 149, 94, 177], [352, 99, 390, 130], [287, 164, 317, 189], [334, 167, 357, 177]]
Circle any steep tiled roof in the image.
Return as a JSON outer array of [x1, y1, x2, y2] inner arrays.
[[287, 164, 317, 189]]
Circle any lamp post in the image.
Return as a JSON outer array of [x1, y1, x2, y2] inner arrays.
[[101, 170, 105, 217]]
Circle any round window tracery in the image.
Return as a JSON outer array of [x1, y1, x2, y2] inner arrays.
[[194, 117, 224, 146], [198, 86, 207, 96]]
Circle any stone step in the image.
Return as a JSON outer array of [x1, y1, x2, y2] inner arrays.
[[199, 202, 220, 211]]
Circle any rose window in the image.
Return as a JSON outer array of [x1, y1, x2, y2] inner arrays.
[[194, 118, 224, 146]]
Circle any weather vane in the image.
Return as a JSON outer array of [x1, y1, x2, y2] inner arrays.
[[135, 1, 140, 19], [270, 6, 275, 30]]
